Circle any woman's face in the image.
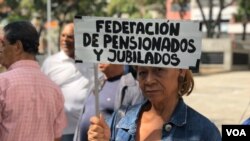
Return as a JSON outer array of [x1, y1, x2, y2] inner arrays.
[[137, 66, 182, 103]]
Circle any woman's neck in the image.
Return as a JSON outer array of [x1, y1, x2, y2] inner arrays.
[[146, 98, 179, 122]]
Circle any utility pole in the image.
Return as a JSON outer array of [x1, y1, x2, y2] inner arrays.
[[47, 0, 52, 56]]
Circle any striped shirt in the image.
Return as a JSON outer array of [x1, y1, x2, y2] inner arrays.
[[0, 60, 67, 141]]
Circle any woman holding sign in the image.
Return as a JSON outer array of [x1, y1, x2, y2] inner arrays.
[[87, 67, 221, 141]]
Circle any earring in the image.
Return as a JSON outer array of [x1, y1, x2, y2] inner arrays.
[[178, 76, 184, 97]]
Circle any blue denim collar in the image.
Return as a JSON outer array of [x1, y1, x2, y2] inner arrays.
[[116, 98, 187, 132], [169, 98, 187, 126]]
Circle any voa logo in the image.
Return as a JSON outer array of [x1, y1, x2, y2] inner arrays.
[[226, 129, 246, 136]]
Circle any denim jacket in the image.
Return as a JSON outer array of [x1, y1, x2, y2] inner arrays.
[[108, 99, 222, 141], [242, 118, 250, 125]]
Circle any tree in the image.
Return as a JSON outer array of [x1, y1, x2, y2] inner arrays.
[[1, 0, 108, 33], [0, 0, 20, 21], [1, 0, 108, 52], [196, 0, 236, 38], [236, 0, 250, 40], [106, 0, 166, 18]]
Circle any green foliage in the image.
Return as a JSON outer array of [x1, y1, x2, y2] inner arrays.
[[5, 0, 20, 8], [7, 13, 30, 22], [1, 0, 42, 22], [236, 0, 250, 22], [1, 0, 108, 23], [0, 0, 109, 46], [107, 0, 136, 16], [107, 0, 166, 18], [1, 0, 167, 22], [76, 0, 108, 16], [0, 0, 20, 20]]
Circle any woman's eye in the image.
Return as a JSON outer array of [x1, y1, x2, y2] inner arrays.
[[156, 68, 164, 73], [157, 68, 163, 71], [138, 71, 147, 77], [154, 68, 167, 76]]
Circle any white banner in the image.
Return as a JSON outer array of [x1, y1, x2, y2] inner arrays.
[[74, 16, 202, 69]]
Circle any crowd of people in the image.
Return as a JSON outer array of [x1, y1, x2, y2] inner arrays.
[[2, 19, 246, 141]]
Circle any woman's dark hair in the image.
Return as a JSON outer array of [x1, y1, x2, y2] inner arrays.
[[3, 21, 39, 54]]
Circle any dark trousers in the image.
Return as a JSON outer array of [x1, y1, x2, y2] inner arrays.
[[61, 134, 74, 141]]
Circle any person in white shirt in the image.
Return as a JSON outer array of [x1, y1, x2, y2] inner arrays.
[[41, 23, 93, 141]]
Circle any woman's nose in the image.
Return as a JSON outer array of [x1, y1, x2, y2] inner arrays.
[[145, 72, 156, 83]]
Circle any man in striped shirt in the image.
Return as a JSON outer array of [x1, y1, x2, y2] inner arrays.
[[0, 21, 67, 141]]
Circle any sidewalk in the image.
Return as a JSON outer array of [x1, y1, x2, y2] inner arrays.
[[184, 70, 250, 132]]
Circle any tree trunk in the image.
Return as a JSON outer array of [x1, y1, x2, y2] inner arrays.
[[242, 22, 246, 40], [196, 0, 208, 35], [207, 0, 214, 38], [242, 0, 248, 40]]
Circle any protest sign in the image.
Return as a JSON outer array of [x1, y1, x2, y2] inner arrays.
[[74, 16, 202, 69]]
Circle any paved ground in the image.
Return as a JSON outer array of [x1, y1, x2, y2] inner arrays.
[[184, 70, 250, 132]]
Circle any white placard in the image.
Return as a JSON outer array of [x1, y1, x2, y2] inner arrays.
[[74, 16, 202, 69]]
